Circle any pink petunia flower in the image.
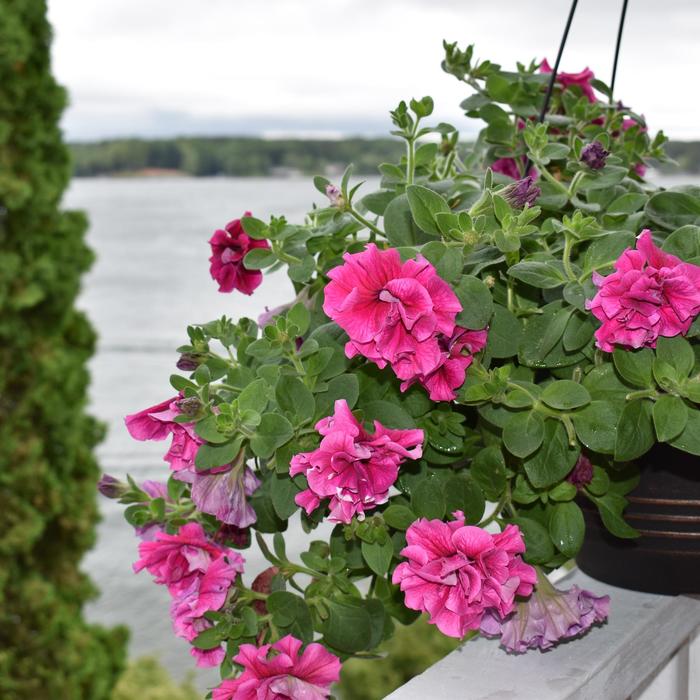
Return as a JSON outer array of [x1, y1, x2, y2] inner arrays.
[[540, 58, 597, 103], [170, 555, 242, 668], [323, 243, 462, 383], [480, 578, 610, 653], [125, 396, 203, 475], [209, 213, 270, 295], [133, 521, 241, 595], [290, 399, 423, 523], [401, 326, 488, 402], [213, 635, 341, 700], [586, 229, 700, 351], [392, 512, 536, 638]]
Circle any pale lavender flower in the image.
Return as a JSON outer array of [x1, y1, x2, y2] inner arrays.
[[502, 176, 541, 208], [580, 141, 609, 170], [258, 302, 293, 328], [325, 184, 345, 209], [480, 576, 610, 653]]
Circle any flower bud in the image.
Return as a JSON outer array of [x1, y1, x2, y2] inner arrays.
[[502, 176, 541, 208], [580, 141, 609, 170], [175, 396, 202, 417], [567, 454, 593, 489], [251, 566, 280, 615], [97, 474, 129, 499], [325, 184, 346, 209], [176, 352, 205, 371]]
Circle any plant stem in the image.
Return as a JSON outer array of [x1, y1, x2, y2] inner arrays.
[[406, 137, 416, 185], [562, 233, 577, 281], [349, 208, 385, 238]]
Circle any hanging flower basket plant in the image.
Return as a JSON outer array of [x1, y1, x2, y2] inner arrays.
[[101, 38, 700, 698]]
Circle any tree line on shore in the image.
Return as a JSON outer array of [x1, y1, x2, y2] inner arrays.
[[68, 136, 700, 177]]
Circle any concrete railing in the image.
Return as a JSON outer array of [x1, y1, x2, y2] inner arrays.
[[386, 569, 700, 700]]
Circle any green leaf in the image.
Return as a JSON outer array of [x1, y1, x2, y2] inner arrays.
[[194, 438, 242, 470], [669, 406, 700, 455], [549, 502, 584, 558], [322, 599, 373, 653], [287, 303, 311, 335], [276, 375, 315, 424], [250, 414, 294, 458], [572, 400, 618, 454], [443, 476, 485, 524], [655, 335, 695, 377], [486, 305, 522, 359], [383, 505, 417, 530], [315, 374, 359, 419], [361, 539, 394, 576], [511, 516, 555, 564], [502, 410, 545, 458], [470, 446, 506, 500], [267, 592, 313, 643], [594, 493, 639, 538], [406, 185, 450, 236], [662, 225, 700, 262], [646, 190, 700, 230], [240, 215, 268, 239], [384, 194, 422, 247], [579, 165, 628, 192], [238, 378, 270, 414], [361, 400, 415, 430], [241, 607, 258, 636], [454, 276, 493, 330], [652, 394, 688, 442], [243, 248, 277, 269], [540, 380, 591, 410], [613, 348, 654, 387], [583, 232, 636, 275], [523, 421, 580, 488], [421, 241, 462, 282], [194, 415, 230, 444], [508, 260, 566, 289], [191, 627, 223, 650], [270, 474, 301, 520], [615, 400, 654, 461], [411, 477, 446, 519]]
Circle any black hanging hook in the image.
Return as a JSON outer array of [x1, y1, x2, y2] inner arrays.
[[610, 0, 629, 102]]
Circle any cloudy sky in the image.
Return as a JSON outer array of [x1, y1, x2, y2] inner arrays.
[[48, 0, 700, 142]]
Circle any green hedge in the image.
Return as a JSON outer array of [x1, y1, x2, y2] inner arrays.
[[0, 2, 126, 697]]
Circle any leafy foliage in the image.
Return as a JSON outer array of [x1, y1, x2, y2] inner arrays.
[[0, 2, 126, 697]]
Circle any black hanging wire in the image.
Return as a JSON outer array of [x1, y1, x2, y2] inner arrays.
[[609, 0, 629, 102], [537, 0, 580, 124], [522, 0, 579, 174]]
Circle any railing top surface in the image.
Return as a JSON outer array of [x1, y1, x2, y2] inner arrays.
[[385, 569, 700, 700]]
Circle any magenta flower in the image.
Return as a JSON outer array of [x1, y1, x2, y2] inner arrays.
[[133, 522, 242, 595], [170, 555, 242, 668], [480, 579, 610, 653], [392, 513, 536, 638], [209, 212, 270, 295], [400, 326, 488, 402], [191, 461, 261, 528], [540, 59, 597, 103], [323, 244, 461, 383], [213, 635, 341, 700], [290, 399, 423, 523], [587, 230, 700, 351], [125, 396, 203, 475]]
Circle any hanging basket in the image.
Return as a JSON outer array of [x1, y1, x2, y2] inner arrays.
[[577, 445, 700, 595]]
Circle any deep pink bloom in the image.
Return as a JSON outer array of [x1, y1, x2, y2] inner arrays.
[[133, 522, 242, 595], [323, 244, 461, 382], [480, 581, 610, 652], [392, 513, 536, 638], [191, 463, 261, 527], [290, 399, 423, 523], [401, 326, 488, 402], [209, 213, 270, 295], [170, 555, 242, 667], [214, 635, 341, 699], [491, 157, 538, 182], [125, 396, 203, 474], [587, 230, 700, 351], [540, 58, 597, 103]]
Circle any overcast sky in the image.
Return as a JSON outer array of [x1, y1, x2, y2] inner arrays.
[[47, 0, 700, 142]]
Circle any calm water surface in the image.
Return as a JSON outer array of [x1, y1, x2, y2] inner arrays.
[[67, 176, 369, 687]]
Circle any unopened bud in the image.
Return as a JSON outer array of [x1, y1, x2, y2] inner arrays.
[[483, 274, 496, 288], [176, 396, 202, 417], [502, 176, 541, 208], [176, 353, 205, 371], [580, 141, 609, 170], [325, 184, 346, 209], [97, 474, 129, 499]]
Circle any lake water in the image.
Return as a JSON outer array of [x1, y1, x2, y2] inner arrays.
[[67, 176, 363, 689], [67, 172, 683, 690]]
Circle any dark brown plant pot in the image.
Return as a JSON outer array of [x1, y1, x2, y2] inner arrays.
[[576, 445, 700, 595]]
